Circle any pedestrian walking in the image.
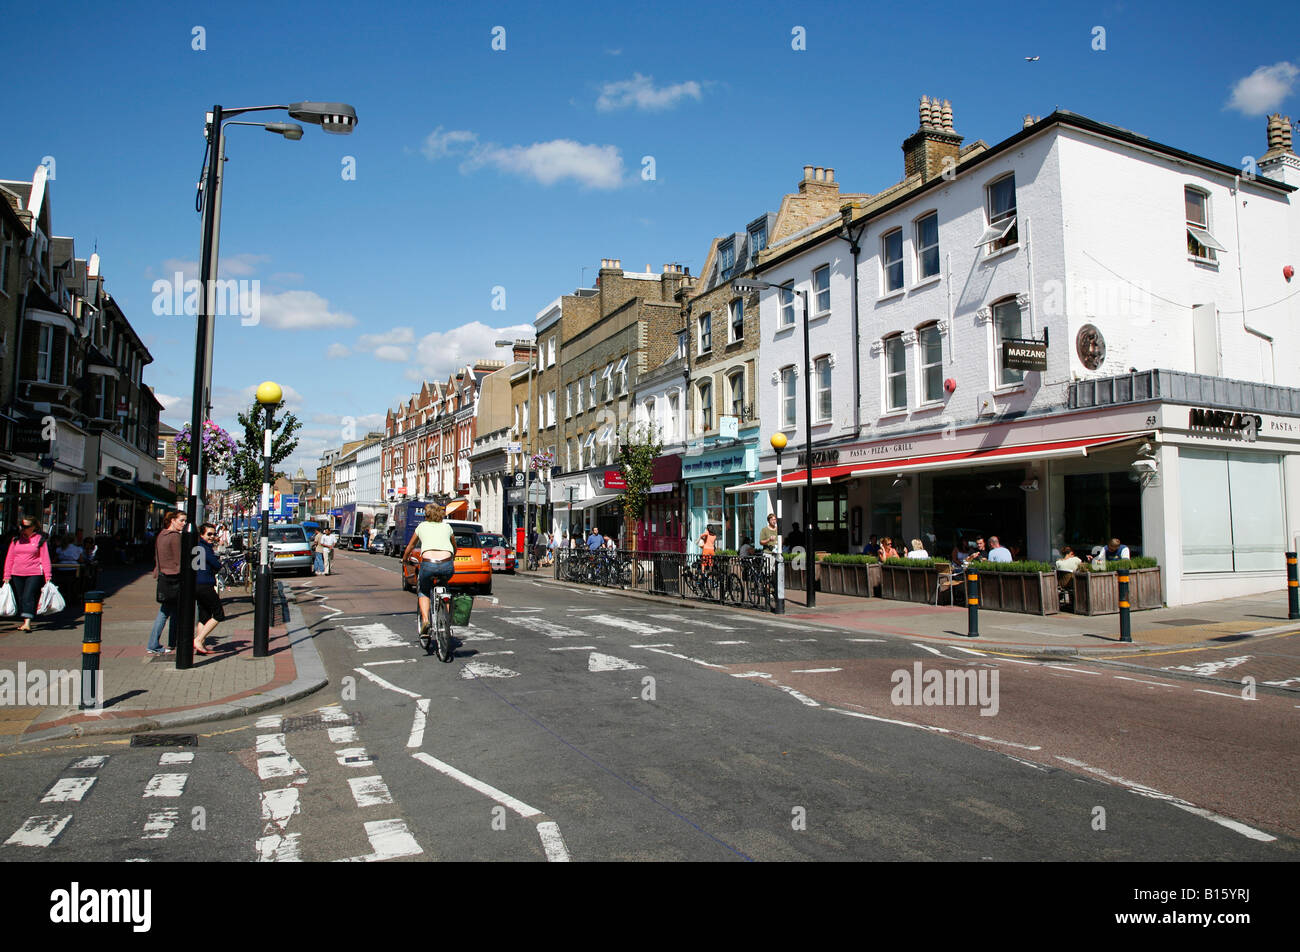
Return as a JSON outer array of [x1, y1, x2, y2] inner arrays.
[[3, 516, 53, 632], [148, 510, 185, 654], [311, 528, 325, 575], [193, 523, 225, 655], [320, 526, 338, 575]]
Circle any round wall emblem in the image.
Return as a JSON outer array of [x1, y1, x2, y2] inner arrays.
[[1076, 324, 1106, 370]]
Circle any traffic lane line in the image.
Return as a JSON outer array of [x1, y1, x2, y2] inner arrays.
[[720, 656, 1300, 841]]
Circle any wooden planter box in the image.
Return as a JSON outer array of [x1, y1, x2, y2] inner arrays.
[[818, 562, 879, 598], [880, 564, 942, 604], [975, 571, 1059, 616], [1072, 567, 1163, 615]]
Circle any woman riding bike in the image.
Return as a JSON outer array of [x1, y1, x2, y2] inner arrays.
[[402, 503, 457, 647]]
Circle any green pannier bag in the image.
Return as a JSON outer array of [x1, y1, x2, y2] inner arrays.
[[451, 594, 474, 626]]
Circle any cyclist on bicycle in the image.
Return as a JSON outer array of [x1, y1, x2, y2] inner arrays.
[[402, 503, 457, 636]]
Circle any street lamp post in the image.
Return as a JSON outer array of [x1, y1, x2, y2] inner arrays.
[[176, 100, 357, 669], [735, 279, 815, 607], [771, 432, 787, 614], [253, 381, 282, 657]]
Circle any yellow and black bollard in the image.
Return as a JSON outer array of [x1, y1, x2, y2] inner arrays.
[[966, 571, 980, 638], [1286, 552, 1298, 621], [81, 590, 103, 710], [1118, 573, 1132, 643]]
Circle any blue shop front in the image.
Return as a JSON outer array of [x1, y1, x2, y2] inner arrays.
[[684, 440, 759, 553]]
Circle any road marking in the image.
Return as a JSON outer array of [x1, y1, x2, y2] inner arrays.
[[255, 734, 306, 781], [1054, 756, 1276, 842], [946, 645, 988, 656], [338, 818, 424, 862], [3, 815, 72, 847], [142, 809, 179, 840], [460, 661, 521, 680], [826, 707, 1041, 750], [1194, 688, 1250, 700], [143, 773, 188, 798], [549, 646, 597, 651], [731, 671, 773, 679], [845, 638, 887, 643], [536, 821, 570, 862], [775, 638, 818, 643], [791, 667, 842, 674], [474, 650, 516, 656], [335, 747, 375, 767], [327, 726, 359, 743], [460, 625, 501, 642], [582, 614, 673, 637], [342, 623, 409, 651], [255, 715, 283, 729], [1044, 664, 1100, 675], [316, 705, 351, 723], [510, 616, 596, 639], [353, 667, 422, 699], [911, 643, 946, 657], [260, 787, 300, 830], [713, 640, 748, 645], [407, 699, 430, 749], [255, 832, 302, 862], [628, 643, 673, 648], [508, 608, 545, 613], [363, 659, 417, 666], [412, 752, 540, 817], [1163, 655, 1253, 677], [69, 755, 109, 769], [773, 683, 820, 706], [1263, 676, 1300, 687], [159, 752, 194, 765], [348, 776, 394, 808], [1113, 676, 1178, 688], [41, 777, 96, 803], [634, 646, 727, 669], [589, 652, 645, 672]]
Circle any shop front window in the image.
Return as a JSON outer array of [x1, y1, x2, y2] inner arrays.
[[1181, 449, 1284, 572], [813, 484, 849, 551]]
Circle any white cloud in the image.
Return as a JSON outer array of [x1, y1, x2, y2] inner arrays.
[[596, 73, 702, 112], [160, 253, 269, 281], [256, 290, 357, 330], [326, 342, 350, 359], [412, 320, 534, 381], [270, 271, 304, 284], [423, 128, 627, 189], [357, 327, 415, 350], [1227, 62, 1299, 115], [373, 345, 408, 362]]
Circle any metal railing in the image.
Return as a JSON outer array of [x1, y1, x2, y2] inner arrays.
[[555, 549, 779, 612]]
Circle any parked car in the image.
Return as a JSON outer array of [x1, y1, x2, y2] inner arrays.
[[478, 532, 515, 574], [401, 521, 491, 595], [369, 528, 390, 554], [267, 524, 314, 576]]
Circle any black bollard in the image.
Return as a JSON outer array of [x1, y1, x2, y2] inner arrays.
[[1118, 573, 1132, 643], [1286, 552, 1298, 621], [81, 590, 103, 710], [966, 571, 980, 638]]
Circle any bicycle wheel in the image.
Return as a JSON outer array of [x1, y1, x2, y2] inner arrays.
[[434, 598, 453, 663], [720, 573, 743, 605]]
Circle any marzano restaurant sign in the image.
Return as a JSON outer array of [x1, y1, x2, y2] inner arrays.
[[1188, 407, 1261, 443], [1001, 339, 1048, 372]]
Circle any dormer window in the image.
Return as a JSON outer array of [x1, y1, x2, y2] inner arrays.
[[719, 240, 736, 281], [748, 222, 767, 267]]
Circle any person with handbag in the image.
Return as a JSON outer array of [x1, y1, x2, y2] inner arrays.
[[147, 510, 186, 655], [3, 516, 53, 632]]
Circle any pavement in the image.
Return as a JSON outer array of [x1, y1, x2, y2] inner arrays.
[[1, 554, 1295, 748]]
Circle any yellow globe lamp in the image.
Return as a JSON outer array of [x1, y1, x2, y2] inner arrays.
[[770, 432, 788, 452], [256, 381, 283, 406]]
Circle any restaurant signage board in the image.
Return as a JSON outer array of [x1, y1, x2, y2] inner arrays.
[[1002, 338, 1048, 372]]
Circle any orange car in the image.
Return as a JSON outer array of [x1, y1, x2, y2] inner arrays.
[[402, 521, 492, 595]]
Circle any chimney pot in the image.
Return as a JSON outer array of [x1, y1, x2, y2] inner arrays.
[[803, 164, 814, 180], [815, 167, 825, 181], [825, 167, 835, 183]]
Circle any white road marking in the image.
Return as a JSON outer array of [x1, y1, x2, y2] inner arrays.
[[1054, 756, 1276, 842], [946, 645, 989, 656], [473, 650, 515, 656], [773, 683, 820, 707], [588, 652, 645, 672], [635, 646, 727, 670], [3, 815, 72, 847], [997, 657, 1040, 666], [510, 616, 597, 639], [348, 776, 394, 808], [316, 705, 351, 723], [549, 646, 597, 651], [255, 734, 306, 781], [536, 821, 571, 862], [260, 787, 300, 831], [760, 620, 835, 633], [791, 667, 842, 674], [845, 638, 887, 643], [459, 625, 501, 641], [335, 747, 375, 767], [412, 752, 540, 818], [159, 752, 194, 765], [827, 707, 1041, 750], [141, 809, 179, 840], [628, 643, 673, 648], [255, 715, 283, 729], [338, 818, 424, 862], [508, 608, 545, 613], [143, 774, 188, 798], [69, 755, 109, 769], [327, 726, 359, 743], [1194, 688, 1250, 700], [1113, 675, 1178, 688], [460, 661, 521, 680], [1163, 655, 1253, 677], [407, 698, 430, 749], [342, 623, 409, 651], [41, 777, 96, 803], [1263, 676, 1300, 687], [353, 667, 423, 699], [363, 659, 417, 666], [775, 638, 818, 643], [585, 614, 673, 636], [255, 832, 302, 862], [731, 671, 773, 679], [1044, 664, 1100, 675], [713, 640, 748, 645], [911, 643, 946, 657]]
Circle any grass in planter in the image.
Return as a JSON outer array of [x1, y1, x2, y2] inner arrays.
[[1085, 556, 1158, 572], [818, 553, 879, 564], [883, 556, 950, 568], [968, 560, 1054, 574]]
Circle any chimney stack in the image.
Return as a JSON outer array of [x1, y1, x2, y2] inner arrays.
[[599, 257, 622, 272], [511, 340, 536, 364], [902, 95, 964, 183], [798, 162, 841, 196], [1259, 113, 1300, 185]]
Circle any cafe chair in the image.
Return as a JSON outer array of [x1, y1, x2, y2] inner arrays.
[[933, 561, 961, 606]]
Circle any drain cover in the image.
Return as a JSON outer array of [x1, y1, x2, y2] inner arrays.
[[130, 734, 198, 747], [282, 711, 363, 732], [1152, 618, 1214, 626]]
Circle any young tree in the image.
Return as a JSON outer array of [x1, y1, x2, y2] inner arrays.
[[617, 421, 661, 547], [225, 402, 302, 509]]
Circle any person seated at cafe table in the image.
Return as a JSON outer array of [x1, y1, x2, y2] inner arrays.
[[1055, 545, 1082, 574], [878, 537, 899, 560], [905, 538, 929, 559], [987, 536, 1012, 562], [1104, 537, 1131, 561]]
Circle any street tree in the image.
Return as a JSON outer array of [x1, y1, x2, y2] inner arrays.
[[616, 421, 661, 546], [225, 401, 302, 511]]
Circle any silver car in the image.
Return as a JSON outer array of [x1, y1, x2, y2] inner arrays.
[[268, 524, 314, 576]]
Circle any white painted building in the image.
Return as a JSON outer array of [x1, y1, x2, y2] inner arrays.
[[743, 104, 1300, 606]]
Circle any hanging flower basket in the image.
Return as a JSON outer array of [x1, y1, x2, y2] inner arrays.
[[176, 420, 238, 475], [530, 452, 554, 470]]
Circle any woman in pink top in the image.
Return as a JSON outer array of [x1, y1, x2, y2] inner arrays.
[[3, 516, 53, 631]]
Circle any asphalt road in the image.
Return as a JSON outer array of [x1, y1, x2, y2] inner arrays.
[[1, 550, 1294, 862]]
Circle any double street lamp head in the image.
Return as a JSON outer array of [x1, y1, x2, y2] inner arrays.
[[263, 122, 304, 140], [287, 101, 358, 135]]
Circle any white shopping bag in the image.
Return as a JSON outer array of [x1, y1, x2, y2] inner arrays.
[[37, 581, 65, 615], [0, 582, 15, 617]]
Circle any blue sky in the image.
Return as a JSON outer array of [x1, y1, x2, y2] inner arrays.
[[1, 0, 1293, 476]]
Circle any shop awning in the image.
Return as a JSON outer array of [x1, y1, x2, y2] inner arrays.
[[445, 499, 468, 519], [101, 476, 174, 508], [847, 433, 1146, 478], [725, 463, 861, 494], [569, 492, 621, 511]]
